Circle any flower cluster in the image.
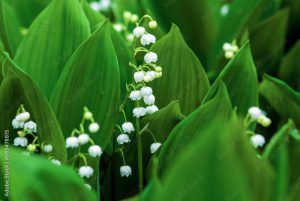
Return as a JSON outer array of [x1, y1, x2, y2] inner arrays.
[[222, 41, 239, 59], [245, 106, 272, 149], [65, 107, 103, 180], [12, 105, 55, 155], [115, 15, 162, 178]]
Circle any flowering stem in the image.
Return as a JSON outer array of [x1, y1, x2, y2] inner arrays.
[[135, 117, 143, 192], [119, 149, 126, 165]]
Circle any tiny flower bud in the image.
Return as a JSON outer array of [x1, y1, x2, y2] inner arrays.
[[89, 122, 100, 133], [27, 144, 36, 152], [113, 24, 123, 32], [150, 142, 162, 153], [117, 134, 131, 144], [123, 11, 132, 21], [79, 166, 94, 178], [143, 75, 152, 82], [17, 130, 26, 137], [122, 122, 135, 133], [84, 111, 93, 120], [225, 51, 234, 59], [155, 66, 162, 72], [155, 72, 162, 78], [130, 14, 139, 23], [258, 116, 272, 127], [148, 20, 157, 29], [120, 165, 132, 177]]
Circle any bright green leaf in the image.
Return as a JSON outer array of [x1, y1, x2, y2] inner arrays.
[[14, 0, 91, 98], [150, 24, 210, 115], [51, 21, 120, 149]]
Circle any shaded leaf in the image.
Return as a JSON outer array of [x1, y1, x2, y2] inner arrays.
[[14, 0, 91, 98], [0, 0, 22, 57], [150, 24, 210, 115], [259, 74, 300, 126], [0, 148, 96, 201], [51, 21, 120, 149], [203, 42, 258, 116], [278, 39, 300, 90], [249, 9, 289, 74], [0, 55, 66, 162], [158, 82, 232, 175]]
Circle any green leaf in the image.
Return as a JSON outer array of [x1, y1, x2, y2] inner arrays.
[[51, 21, 120, 149], [0, 0, 22, 57], [203, 42, 258, 116], [208, 0, 262, 69], [158, 115, 274, 201], [288, 183, 300, 201], [141, 100, 185, 143], [142, 0, 219, 66], [158, 82, 232, 175], [0, 148, 96, 201], [278, 39, 300, 90], [249, 9, 289, 74], [150, 24, 210, 115], [82, 0, 106, 31], [14, 0, 90, 98], [259, 74, 300, 126], [0, 55, 66, 162]]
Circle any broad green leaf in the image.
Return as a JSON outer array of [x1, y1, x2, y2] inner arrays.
[[83, 0, 106, 31], [150, 24, 210, 115], [288, 184, 300, 201], [0, 55, 66, 162], [0, 0, 22, 57], [263, 121, 295, 201], [0, 148, 96, 201], [263, 120, 294, 159], [208, 0, 261, 69], [278, 39, 300, 90], [249, 9, 289, 74], [158, 115, 273, 201], [203, 42, 258, 116], [141, 100, 185, 143], [158, 82, 232, 175], [142, 0, 219, 66], [51, 21, 120, 149], [259, 74, 300, 126], [14, 0, 90, 98], [9, 0, 51, 27]]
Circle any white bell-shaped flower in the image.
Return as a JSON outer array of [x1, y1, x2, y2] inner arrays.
[[140, 87, 153, 97], [24, 121, 37, 133], [141, 33, 156, 46], [250, 134, 265, 148], [88, 145, 103, 157], [122, 122, 135, 133], [129, 90, 142, 101], [89, 122, 100, 133], [133, 26, 145, 37], [248, 107, 263, 120], [12, 118, 24, 129], [146, 105, 159, 114], [143, 95, 155, 105], [66, 137, 79, 148], [134, 71, 145, 83], [13, 137, 28, 147], [144, 52, 158, 64], [117, 134, 131, 144], [120, 165, 132, 177], [78, 134, 90, 145], [43, 144, 53, 153], [133, 107, 147, 118], [51, 159, 61, 166], [150, 142, 162, 153], [79, 166, 94, 178]]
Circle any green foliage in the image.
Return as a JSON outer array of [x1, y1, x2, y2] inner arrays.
[[0, 55, 66, 162]]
